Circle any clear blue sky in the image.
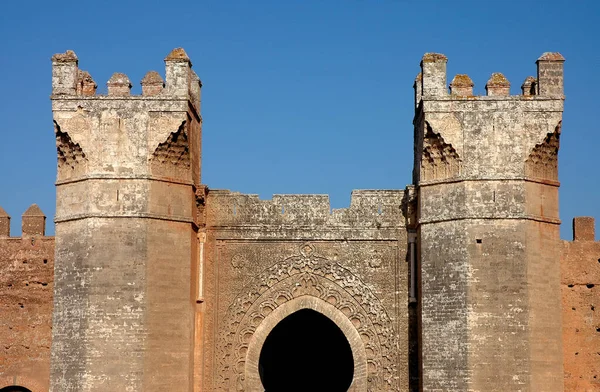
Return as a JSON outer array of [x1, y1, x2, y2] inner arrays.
[[0, 0, 598, 239]]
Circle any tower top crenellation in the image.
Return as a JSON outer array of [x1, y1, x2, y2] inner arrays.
[[51, 48, 200, 107], [165, 47, 191, 63], [485, 72, 510, 96], [415, 52, 565, 103], [449, 74, 474, 96]]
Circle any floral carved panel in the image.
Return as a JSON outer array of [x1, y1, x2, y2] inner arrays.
[[215, 243, 399, 392]]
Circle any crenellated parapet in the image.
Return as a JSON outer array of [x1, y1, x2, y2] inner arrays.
[[537, 52, 565, 98], [51, 49, 201, 186], [572, 216, 596, 242], [51, 48, 201, 106], [205, 189, 405, 239], [420, 53, 447, 98], [140, 71, 165, 96], [0, 204, 54, 392], [449, 74, 474, 97], [106, 72, 132, 96], [51, 48, 203, 224], [415, 51, 564, 102], [0, 206, 10, 236], [413, 52, 565, 189], [485, 72, 510, 96], [0, 205, 49, 238], [21, 204, 46, 237], [76, 70, 97, 96], [521, 75, 537, 96]]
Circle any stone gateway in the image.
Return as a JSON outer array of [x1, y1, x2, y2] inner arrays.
[[0, 49, 599, 391]]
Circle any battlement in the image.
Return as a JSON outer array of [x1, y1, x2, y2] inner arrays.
[[571, 216, 596, 241], [206, 189, 405, 229], [51, 48, 203, 186], [0, 204, 49, 238], [51, 48, 201, 110], [415, 52, 564, 105]]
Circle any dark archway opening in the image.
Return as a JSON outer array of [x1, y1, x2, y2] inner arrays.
[[258, 308, 354, 392], [0, 387, 32, 392]]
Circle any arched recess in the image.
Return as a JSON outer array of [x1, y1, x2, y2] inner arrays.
[[244, 295, 367, 392], [215, 244, 399, 392]]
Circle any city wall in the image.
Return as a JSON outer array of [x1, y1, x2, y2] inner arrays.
[[0, 206, 53, 392], [561, 217, 600, 391]]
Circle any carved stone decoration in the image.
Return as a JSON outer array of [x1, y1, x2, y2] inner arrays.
[[230, 254, 249, 269], [62, 109, 92, 144], [54, 120, 88, 180], [421, 122, 461, 182], [216, 244, 399, 392], [525, 121, 561, 181], [244, 295, 369, 392], [150, 121, 190, 177], [368, 249, 384, 269], [299, 242, 315, 257]]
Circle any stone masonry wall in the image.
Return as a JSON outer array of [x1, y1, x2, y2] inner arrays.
[[50, 49, 201, 392], [415, 53, 565, 391], [0, 207, 54, 392], [201, 189, 410, 391], [1, 49, 598, 392], [561, 217, 600, 391]]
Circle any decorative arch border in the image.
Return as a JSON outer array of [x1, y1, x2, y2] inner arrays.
[[216, 243, 399, 392], [244, 295, 368, 392]]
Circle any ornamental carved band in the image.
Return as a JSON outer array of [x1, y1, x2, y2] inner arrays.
[[216, 244, 399, 392], [525, 121, 561, 182]]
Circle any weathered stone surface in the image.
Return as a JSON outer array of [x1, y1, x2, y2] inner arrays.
[[561, 218, 600, 391], [2, 49, 600, 392], [450, 74, 474, 96], [49, 49, 201, 392], [76, 70, 97, 96], [522, 75, 537, 96], [141, 71, 164, 96], [0, 219, 54, 392], [165, 47, 191, 62], [485, 72, 510, 96], [21, 204, 46, 237], [420, 53, 447, 97], [202, 189, 408, 390], [537, 52, 565, 98], [0, 206, 10, 237], [51, 50, 78, 96], [415, 53, 565, 391], [573, 217, 596, 242], [107, 72, 132, 96]]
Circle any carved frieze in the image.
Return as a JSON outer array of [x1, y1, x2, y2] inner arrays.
[[216, 243, 399, 392]]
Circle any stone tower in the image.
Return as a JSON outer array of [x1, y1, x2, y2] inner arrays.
[[49, 49, 202, 391], [413, 53, 565, 391]]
